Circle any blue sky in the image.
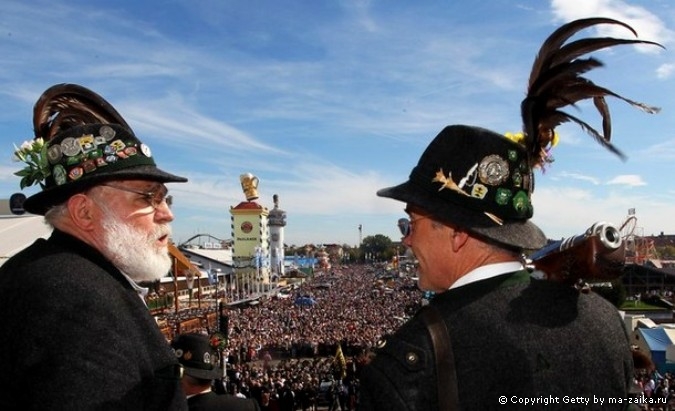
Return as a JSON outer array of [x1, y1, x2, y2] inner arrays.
[[1, 0, 674, 247]]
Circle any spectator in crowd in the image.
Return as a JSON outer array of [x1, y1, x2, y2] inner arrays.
[[0, 84, 188, 409], [278, 380, 295, 411], [172, 333, 260, 411]]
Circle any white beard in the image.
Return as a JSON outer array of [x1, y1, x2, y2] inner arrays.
[[100, 212, 172, 283]]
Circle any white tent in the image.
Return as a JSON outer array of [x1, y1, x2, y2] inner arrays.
[[0, 214, 52, 267]]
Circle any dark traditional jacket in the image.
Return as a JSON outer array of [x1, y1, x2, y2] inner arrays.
[[358, 271, 634, 410], [0, 229, 187, 410], [187, 392, 261, 411]]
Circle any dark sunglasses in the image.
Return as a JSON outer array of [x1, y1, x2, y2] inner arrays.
[[398, 218, 411, 237], [398, 215, 434, 237]]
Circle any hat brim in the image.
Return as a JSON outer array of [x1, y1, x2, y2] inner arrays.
[[23, 165, 187, 216], [182, 365, 222, 380], [378, 180, 547, 250]]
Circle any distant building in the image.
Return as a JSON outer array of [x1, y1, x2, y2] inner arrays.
[[268, 194, 287, 280]]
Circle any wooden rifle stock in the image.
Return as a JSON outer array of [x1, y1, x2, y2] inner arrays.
[[528, 222, 626, 284]]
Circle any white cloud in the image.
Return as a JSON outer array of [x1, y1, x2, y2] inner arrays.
[[532, 186, 626, 237], [639, 139, 675, 160], [656, 63, 675, 79], [606, 175, 647, 187], [550, 0, 674, 48], [556, 171, 601, 185]]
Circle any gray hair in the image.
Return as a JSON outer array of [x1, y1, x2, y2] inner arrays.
[[43, 203, 68, 228]]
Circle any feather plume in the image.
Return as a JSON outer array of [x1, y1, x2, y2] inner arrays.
[[522, 17, 663, 168], [33, 83, 131, 142]]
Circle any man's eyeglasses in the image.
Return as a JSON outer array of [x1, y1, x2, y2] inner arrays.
[[101, 183, 169, 210], [397, 215, 432, 237]]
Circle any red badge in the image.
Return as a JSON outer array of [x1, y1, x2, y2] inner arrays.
[[68, 167, 84, 181]]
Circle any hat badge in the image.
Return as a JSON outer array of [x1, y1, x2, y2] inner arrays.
[[432, 168, 469, 196], [478, 154, 509, 186]]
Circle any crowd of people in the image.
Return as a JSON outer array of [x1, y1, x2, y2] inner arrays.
[[633, 369, 675, 410], [225, 266, 420, 360], [161, 264, 422, 410]]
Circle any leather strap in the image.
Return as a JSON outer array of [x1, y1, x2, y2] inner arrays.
[[420, 305, 459, 410]]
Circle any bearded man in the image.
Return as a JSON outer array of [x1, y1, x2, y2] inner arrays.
[[0, 84, 188, 410]]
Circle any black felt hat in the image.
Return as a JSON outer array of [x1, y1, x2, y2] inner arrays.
[[377, 124, 547, 250], [22, 123, 186, 215], [171, 333, 222, 380], [16, 83, 187, 215]]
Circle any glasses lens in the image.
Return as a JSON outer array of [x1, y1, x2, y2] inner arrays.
[[397, 218, 410, 237], [152, 186, 169, 208]]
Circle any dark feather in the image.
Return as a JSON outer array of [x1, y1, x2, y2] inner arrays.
[[522, 17, 663, 168], [549, 37, 662, 68], [527, 17, 637, 82], [33, 83, 130, 142], [557, 109, 627, 160]]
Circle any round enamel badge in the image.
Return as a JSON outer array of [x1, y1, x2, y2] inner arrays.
[[140, 143, 152, 157], [478, 155, 509, 186], [99, 125, 116, 141]]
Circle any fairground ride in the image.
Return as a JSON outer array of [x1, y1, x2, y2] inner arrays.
[[621, 211, 661, 268]]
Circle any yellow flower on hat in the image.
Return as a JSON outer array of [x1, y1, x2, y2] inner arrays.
[[504, 132, 526, 145], [550, 132, 559, 147], [504, 131, 559, 168], [503, 131, 559, 149]]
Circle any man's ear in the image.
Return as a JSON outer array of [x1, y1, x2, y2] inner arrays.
[[450, 228, 470, 252], [67, 193, 96, 230]]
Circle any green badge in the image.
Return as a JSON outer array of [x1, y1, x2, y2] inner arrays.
[[88, 149, 103, 159], [512, 191, 531, 216], [66, 154, 83, 166], [53, 164, 67, 186], [495, 188, 512, 205]]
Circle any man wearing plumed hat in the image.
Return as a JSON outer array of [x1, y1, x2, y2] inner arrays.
[[358, 18, 661, 410]]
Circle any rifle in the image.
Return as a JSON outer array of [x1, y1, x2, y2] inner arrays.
[[527, 222, 626, 285]]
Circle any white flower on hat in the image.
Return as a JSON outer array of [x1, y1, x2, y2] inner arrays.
[[12, 138, 50, 189]]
